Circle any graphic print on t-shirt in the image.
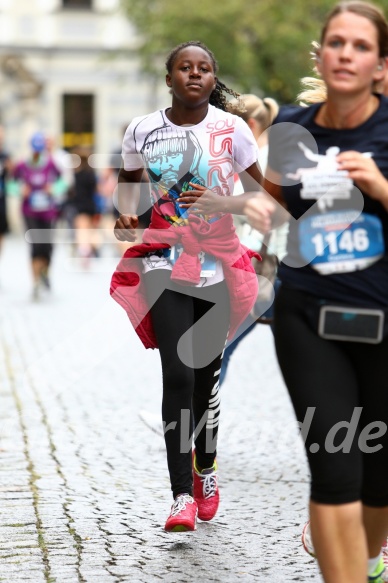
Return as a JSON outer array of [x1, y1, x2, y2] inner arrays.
[[136, 113, 241, 226], [140, 124, 206, 225], [286, 142, 372, 211]]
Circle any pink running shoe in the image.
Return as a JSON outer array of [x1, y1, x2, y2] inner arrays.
[[164, 494, 198, 532], [193, 450, 219, 521]]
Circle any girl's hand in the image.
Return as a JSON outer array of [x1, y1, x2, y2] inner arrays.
[[244, 193, 276, 234], [178, 183, 226, 215], [337, 151, 388, 208], [114, 214, 139, 241]]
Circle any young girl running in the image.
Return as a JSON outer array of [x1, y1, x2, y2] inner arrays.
[[245, 2, 388, 581], [111, 41, 262, 532]]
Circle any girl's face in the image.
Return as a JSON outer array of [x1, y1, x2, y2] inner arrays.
[[166, 46, 217, 108], [318, 12, 385, 96]]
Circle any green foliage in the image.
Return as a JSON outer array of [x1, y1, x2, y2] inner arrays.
[[121, 0, 388, 104]]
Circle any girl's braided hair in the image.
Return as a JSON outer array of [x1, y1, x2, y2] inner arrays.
[[165, 41, 242, 111]]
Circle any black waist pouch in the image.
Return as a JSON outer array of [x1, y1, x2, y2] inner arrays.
[[302, 295, 388, 345], [318, 305, 385, 344]]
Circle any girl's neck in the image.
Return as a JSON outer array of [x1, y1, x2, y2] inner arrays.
[[165, 102, 209, 126], [316, 93, 379, 129]]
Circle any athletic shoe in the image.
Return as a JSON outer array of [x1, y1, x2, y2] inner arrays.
[[302, 522, 388, 579], [301, 520, 316, 557], [193, 450, 219, 521], [164, 494, 198, 532], [32, 282, 40, 301], [40, 272, 50, 290], [368, 556, 388, 582]]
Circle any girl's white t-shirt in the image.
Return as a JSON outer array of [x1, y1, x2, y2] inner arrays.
[[122, 104, 259, 286]]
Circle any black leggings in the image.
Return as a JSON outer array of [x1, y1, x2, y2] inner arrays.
[[24, 215, 54, 261], [144, 269, 230, 498], [274, 286, 388, 507]]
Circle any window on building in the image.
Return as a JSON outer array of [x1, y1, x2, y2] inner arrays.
[[62, 0, 92, 9], [62, 94, 94, 150]]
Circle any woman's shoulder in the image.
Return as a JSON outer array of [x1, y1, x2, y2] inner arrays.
[[373, 94, 388, 123], [13, 159, 26, 172], [273, 103, 321, 125]]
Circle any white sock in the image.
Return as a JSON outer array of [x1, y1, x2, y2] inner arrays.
[[368, 554, 382, 576]]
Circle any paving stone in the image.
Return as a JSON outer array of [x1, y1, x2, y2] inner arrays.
[[0, 237, 321, 582]]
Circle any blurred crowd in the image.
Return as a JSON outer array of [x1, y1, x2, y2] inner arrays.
[[0, 128, 123, 298]]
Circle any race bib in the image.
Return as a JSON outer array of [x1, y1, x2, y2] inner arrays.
[[29, 191, 53, 212], [169, 244, 217, 278], [299, 211, 385, 275]]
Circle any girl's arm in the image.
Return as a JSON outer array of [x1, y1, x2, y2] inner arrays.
[[244, 166, 289, 233], [178, 161, 264, 215]]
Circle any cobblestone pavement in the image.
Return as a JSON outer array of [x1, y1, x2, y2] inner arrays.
[[0, 235, 321, 582]]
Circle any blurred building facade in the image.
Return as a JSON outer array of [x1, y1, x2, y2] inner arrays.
[[0, 0, 166, 163]]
